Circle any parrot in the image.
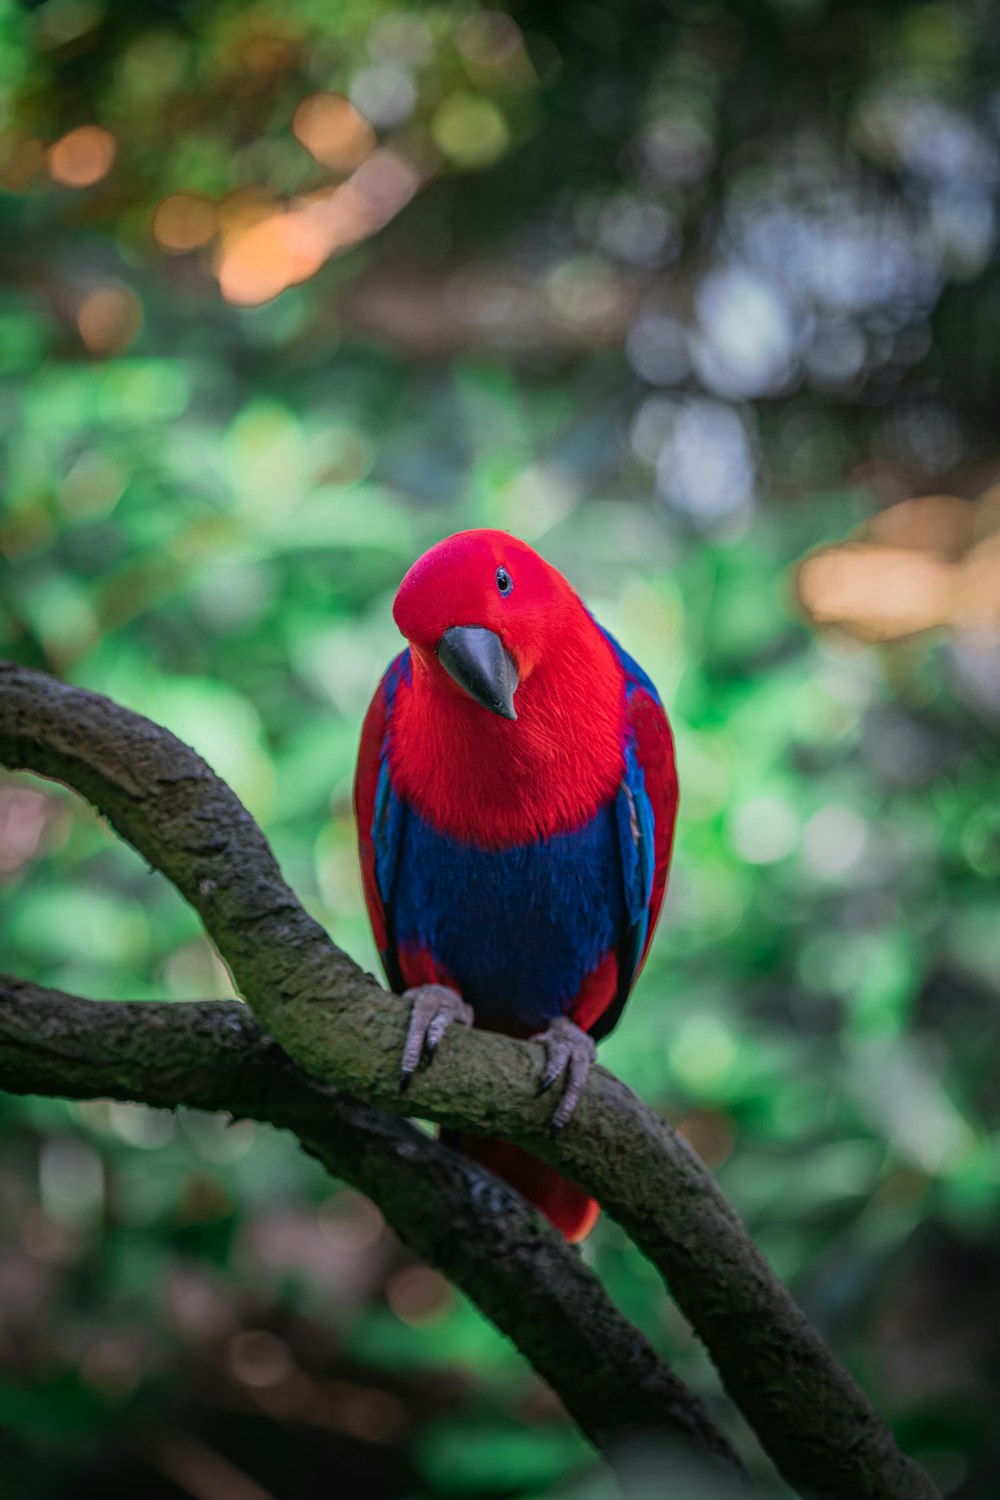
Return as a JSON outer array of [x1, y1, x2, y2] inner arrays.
[[353, 529, 678, 1242]]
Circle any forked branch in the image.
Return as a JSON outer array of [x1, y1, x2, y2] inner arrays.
[[0, 661, 939, 1500]]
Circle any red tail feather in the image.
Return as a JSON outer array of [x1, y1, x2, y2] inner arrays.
[[447, 1132, 599, 1243]]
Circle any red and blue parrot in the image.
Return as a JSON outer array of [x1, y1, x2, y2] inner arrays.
[[354, 529, 678, 1241]]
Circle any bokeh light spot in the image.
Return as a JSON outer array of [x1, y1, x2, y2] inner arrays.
[[627, 314, 690, 385], [802, 806, 869, 877], [350, 62, 416, 129], [293, 93, 375, 173], [797, 545, 954, 641], [39, 1137, 104, 1223], [730, 796, 798, 864], [227, 1330, 295, 1389], [386, 1266, 452, 1325], [153, 193, 217, 254], [693, 266, 797, 399], [655, 400, 757, 528], [598, 196, 677, 267], [546, 256, 622, 333], [35, 0, 104, 50], [671, 1014, 738, 1093], [319, 1191, 384, 1252], [0, 787, 47, 875], [676, 1109, 735, 1168], [76, 285, 143, 356], [641, 109, 715, 185], [432, 93, 509, 169], [108, 1103, 175, 1148], [47, 124, 116, 187], [457, 11, 524, 67], [219, 212, 327, 307]]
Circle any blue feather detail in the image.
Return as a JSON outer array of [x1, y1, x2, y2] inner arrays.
[[382, 648, 412, 700], [615, 737, 654, 992], [373, 758, 405, 908], [391, 804, 625, 1029], [598, 622, 660, 1001]]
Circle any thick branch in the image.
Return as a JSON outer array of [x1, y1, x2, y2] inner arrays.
[[0, 661, 939, 1500], [0, 975, 742, 1480]]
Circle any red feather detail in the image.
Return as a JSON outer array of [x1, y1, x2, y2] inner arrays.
[[397, 946, 456, 991], [354, 678, 389, 954], [567, 950, 620, 1034]]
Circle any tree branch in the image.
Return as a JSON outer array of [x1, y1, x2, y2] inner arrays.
[[0, 974, 742, 1481], [0, 661, 940, 1500]]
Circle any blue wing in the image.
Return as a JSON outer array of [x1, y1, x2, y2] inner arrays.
[[590, 625, 675, 1042], [355, 649, 411, 992]]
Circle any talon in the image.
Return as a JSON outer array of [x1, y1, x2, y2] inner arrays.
[[535, 1017, 596, 1129], [399, 984, 473, 1090]]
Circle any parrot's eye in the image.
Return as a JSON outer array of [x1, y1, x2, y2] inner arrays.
[[496, 566, 513, 596]]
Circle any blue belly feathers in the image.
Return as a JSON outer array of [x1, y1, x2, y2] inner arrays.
[[392, 802, 624, 1029]]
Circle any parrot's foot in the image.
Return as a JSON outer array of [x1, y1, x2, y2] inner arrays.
[[400, 984, 474, 1091], [536, 1018, 597, 1133]]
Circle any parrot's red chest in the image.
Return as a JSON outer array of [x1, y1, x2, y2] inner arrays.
[[388, 627, 627, 849]]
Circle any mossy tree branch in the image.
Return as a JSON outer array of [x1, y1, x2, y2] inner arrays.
[[0, 661, 940, 1500], [0, 974, 741, 1479]]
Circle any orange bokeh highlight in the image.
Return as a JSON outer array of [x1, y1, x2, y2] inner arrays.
[[218, 212, 328, 307], [293, 93, 375, 173], [153, 193, 217, 253], [48, 125, 117, 188], [76, 285, 142, 355], [218, 148, 420, 307], [797, 545, 954, 641], [796, 492, 1000, 642], [954, 531, 1000, 630], [385, 1266, 451, 1325]]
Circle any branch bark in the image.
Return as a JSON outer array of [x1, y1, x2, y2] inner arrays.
[[0, 974, 741, 1480], [0, 660, 940, 1500]]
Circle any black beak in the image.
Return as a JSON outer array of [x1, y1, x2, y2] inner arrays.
[[436, 626, 518, 721]]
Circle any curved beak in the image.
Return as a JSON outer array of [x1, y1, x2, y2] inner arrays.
[[436, 626, 518, 721]]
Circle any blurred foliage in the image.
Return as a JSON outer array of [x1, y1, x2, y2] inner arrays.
[[2, 0, 1000, 1497]]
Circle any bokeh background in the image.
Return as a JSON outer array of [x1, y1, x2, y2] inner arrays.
[[2, 1, 1000, 1497]]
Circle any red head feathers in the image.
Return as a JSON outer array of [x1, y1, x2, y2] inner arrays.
[[389, 529, 626, 848]]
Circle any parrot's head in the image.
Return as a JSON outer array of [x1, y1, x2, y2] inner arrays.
[[393, 529, 573, 722]]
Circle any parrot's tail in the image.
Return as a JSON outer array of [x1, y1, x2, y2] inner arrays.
[[443, 1132, 600, 1243]]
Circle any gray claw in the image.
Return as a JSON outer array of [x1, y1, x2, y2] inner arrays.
[[536, 1017, 597, 1130], [400, 984, 473, 1089]]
